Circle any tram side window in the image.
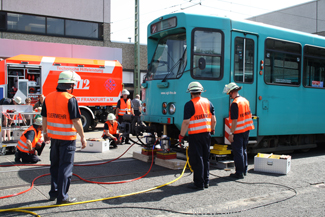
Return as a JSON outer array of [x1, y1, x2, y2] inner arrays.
[[303, 46, 325, 88], [192, 29, 223, 80], [234, 37, 254, 83], [264, 39, 301, 86]]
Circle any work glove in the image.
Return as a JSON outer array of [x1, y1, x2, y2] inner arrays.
[[211, 130, 215, 135], [178, 134, 184, 143], [113, 137, 118, 142]]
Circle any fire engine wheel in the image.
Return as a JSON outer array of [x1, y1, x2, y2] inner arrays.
[[81, 110, 91, 132], [91, 121, 98, 130]]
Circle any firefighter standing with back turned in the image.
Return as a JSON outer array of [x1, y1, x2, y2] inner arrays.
[[115, 89, 134, 144], [224, 82, 254, 179], [179, 81, 216, 190], [42, 70, 87, 204]]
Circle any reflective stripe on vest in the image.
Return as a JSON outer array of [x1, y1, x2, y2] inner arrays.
[[229, 96, 255, 134], [17, 125, 42, 154], [102, 120, 118, 136], [118, 99, 131, 116], [46, 91, 77, 140], [48, 129, 77, 136], [17, 139, 30, 152], [47, 122, 74, 129], [188, 97, 212, 135]]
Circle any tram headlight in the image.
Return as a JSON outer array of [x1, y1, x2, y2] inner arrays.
[[142, 102, 146, 113], [169, 103, 176, 115]]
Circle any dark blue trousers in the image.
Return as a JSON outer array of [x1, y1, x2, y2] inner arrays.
[[232, 131, 249, 175], [188, 132, 211, 188], [102, 134, 119, 147], [49, 139, 76, 203], [16, 150, 40, 163]]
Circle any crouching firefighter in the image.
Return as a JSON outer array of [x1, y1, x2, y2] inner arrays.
[[102, 113, 121, 148], [15, 116, 44, 163], [179, 81, 216, 190]]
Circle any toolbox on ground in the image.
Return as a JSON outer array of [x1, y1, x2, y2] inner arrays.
[[81, 139, 110, 153], [254, 153, 291, 175]]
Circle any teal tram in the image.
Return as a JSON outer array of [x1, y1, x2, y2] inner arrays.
[[140, 13, 325, 153]]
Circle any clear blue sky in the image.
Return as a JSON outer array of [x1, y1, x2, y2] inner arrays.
[[111, 0, 313, 44]]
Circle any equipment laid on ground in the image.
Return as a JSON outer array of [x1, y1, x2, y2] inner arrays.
[[0, 54, 123, 131], [209, 144, 234, 169], [81, 139, 110, 153], [254, 153, 291, 175], [0, 105, 38, 155]]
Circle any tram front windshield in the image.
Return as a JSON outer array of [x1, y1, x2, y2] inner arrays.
[[147, 33, 187, 80]]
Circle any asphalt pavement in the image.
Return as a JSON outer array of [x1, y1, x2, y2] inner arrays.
[[0, 125, 324, 217]]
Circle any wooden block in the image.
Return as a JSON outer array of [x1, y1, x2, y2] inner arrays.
[[133, 151, 153, 163], [155, 158, 186, 170]]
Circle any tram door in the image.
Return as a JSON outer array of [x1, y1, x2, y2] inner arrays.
[[231, 32, 257, 115]]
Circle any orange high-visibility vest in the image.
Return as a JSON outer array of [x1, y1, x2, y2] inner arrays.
[[46, 91, 77, 140], [118, 99, 131, 116], [188, 97, 212, 135], [17, 125, 42, 154], [102, 120, 118, 136], [229, 96, 254, 134]]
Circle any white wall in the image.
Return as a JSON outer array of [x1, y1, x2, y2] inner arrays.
[[123, 71, 146, 84], [248, 1, 323, 34], [317, 0, 325, 33], [0, 0, 111, 22]]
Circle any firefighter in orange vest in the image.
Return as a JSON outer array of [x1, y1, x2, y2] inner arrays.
[[224, 82, 254, 179], [102, 113, 121, 148], [179, 82, 216, 190], [115, 89, 134, 144], [15, 116, 43, 163], [42, 70, 87, 204]]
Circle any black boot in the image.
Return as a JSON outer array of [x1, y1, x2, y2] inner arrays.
[[15, 151, 21, 163]]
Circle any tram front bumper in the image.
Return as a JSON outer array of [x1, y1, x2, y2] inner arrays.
[[142, 115, 174, 125]]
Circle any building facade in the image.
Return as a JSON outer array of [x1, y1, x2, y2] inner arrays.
[[0, 0, 148, 94], [248, 0, 325, 36]]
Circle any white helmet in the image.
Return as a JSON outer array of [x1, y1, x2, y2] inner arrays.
[[14, 97, 21, 104], [122, 89, 130, 95], [107, 113, 116, 121], [34, 116, 42, 126], [223, 82, 242, 95], [186, 81, 205, 93], [58, 70, 81, 84]]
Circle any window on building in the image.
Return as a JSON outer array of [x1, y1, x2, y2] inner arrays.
[[234, 37, 254, 83], [47, 18, 64, 35], [264, 39, 301, 86], [7, 13, 45, 34], [303, 45, 325, 88], [66, 20, 101, 39], [192, 29, 223, 80], [0, 12, 6, 30], [3, 12, 103, 40]]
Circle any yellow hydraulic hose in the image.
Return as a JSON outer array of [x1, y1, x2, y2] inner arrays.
[[0, 152, 189, 216], [186, 147, 193, 173]]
